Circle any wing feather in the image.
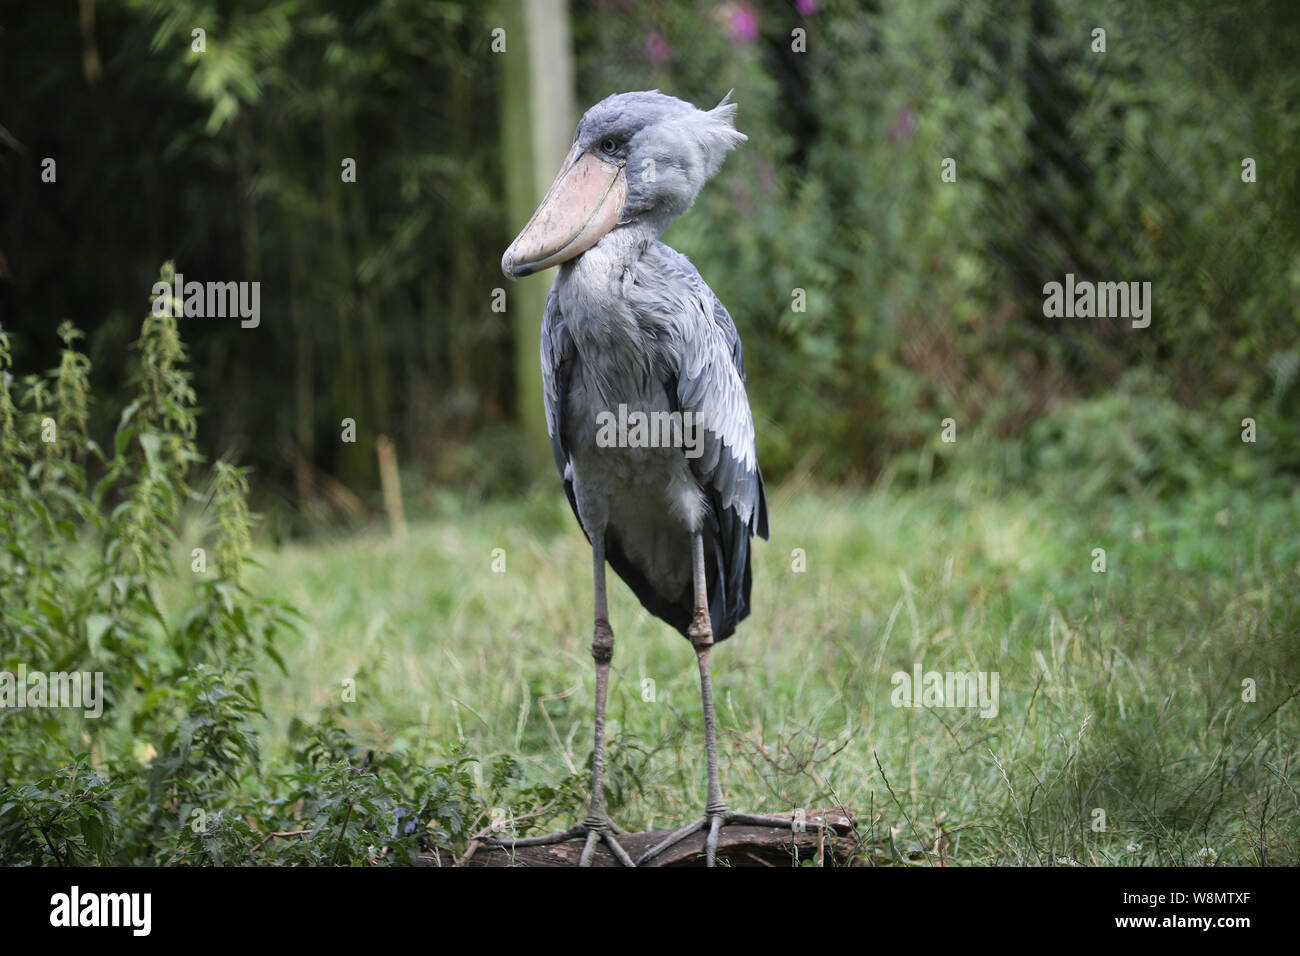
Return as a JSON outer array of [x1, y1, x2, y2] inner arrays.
[[655, 246, 769, 640], [540, 287, 584, 534]]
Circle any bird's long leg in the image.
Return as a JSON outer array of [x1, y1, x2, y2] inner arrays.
[[476, 534, 633, 867], [579, 533, 634, 864], [635, 531, 836, 867], [688, 532, 728, 820]]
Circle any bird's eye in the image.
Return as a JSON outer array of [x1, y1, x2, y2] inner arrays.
[[600, 138, 619, 155]]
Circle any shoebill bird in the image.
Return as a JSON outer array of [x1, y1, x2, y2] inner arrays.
[[482, 91, 833, 867]]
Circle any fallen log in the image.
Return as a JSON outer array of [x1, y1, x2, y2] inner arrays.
[[421, 807, 858, 867]]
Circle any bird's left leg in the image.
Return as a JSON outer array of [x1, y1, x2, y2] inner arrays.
[[575, 532, 635, 862], [635, 531, 836, 867], [475, 535, 634, 866]]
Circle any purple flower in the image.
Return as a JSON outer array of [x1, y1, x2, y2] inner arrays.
[[796, 0, 819, 14], [645, 31, 673, 65], [889, 107, 917, 143], [727, 4, 759, 44]]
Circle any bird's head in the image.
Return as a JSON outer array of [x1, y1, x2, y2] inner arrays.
[[502, 90, 746, 279]]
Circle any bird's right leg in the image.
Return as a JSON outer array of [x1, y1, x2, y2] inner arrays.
[[474, 534, 634, 866], [635, 532, 836, 866]]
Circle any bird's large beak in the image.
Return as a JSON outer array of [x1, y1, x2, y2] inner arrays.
[[502, 144, 627, 279]]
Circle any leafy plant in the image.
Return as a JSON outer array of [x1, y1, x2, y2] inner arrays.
[[0, 265, 487, 865]]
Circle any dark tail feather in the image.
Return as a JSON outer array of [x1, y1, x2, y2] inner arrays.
[[707, 515, 752, 643]]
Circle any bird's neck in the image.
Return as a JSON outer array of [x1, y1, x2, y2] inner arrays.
[[559, 219, 656, 306], [590, 218, 661, 270], [556, 220, 668, 391]]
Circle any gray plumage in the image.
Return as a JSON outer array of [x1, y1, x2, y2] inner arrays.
[[535, 91, 768, 641]]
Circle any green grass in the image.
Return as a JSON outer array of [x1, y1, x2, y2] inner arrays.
[[247, 478, 1300, 865]]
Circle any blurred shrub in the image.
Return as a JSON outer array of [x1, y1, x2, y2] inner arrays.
[[575, 0, 1300, 485], [973, 370, 1287, 499]]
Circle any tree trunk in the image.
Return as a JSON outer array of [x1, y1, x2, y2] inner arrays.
[[501, 0, 575, 472]]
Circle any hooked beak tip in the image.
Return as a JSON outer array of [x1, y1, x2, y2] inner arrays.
[[501, 147, 626, 280], [500, 250, 525, 280]]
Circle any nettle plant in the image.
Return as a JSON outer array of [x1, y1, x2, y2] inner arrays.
[[0, 263, 483, 864]]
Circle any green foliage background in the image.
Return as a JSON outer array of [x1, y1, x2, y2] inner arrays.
[[1, 0, 1295, 517]]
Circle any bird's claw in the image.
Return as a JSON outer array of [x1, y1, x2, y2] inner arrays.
[[475, 819, 636, 867], [635, 810, 838, 867]]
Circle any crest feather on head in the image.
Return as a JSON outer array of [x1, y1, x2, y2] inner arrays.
[[673, 90, 747, 179]]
